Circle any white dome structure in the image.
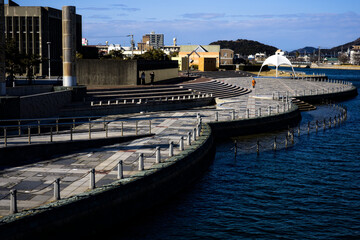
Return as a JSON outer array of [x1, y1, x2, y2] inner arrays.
[[258, 54, 296, 78]]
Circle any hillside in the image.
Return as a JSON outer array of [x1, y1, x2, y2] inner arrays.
[[290, 37, 360, 55], [209, 39, 278, 56]]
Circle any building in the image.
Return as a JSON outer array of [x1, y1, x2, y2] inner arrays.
[[178, 45, 221, 70], [4, 0, 82, 76], [139, 31, 164, 50], [350, 45, 360, 65], [220, 49, 234, 65]]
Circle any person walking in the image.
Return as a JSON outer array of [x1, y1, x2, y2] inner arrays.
[[252, 78, 256, 88], [150, 72, 155, 84], [141, 72, 145, 85]]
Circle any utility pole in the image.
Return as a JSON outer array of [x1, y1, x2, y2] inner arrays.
[[127, 34, 134, 57], [318, 46, 321, 64]]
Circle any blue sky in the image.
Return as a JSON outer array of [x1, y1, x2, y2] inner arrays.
[[9, 0, 360, 51]]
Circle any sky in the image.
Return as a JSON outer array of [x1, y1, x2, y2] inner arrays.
[[8, 0, 360, 51]]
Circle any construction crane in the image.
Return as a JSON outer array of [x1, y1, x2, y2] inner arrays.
[[127, 34, 134, 57]]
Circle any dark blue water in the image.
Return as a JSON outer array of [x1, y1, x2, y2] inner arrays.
[[119, 69, 360, 240]]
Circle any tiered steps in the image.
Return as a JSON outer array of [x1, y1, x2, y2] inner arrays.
[[291, 98, 317, 111], [180, 80, 251, 99]]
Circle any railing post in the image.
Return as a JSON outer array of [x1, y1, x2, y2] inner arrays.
[[50, 126, 53, 142], [88, 120, 91, 140], [149, 120, 151, 134], [179, 137, 184, 151], [231, 110, 235, 120], [106, 123, 108, 138], [215, 112, 219, 122], [70, 125, 73, 141], [193, 128, 197, 141], [298, 126, 300, 137], [54, 178, 61, 200], [246, 109, 250, 118], [117, 160, 124, 179], [258, 108, 261, 117], [4, 128, 7, 147], [121, 122, 124, 136], [28, 127, 31, 144], [256, 141, 260, 155], [197, 124, 201, 137], [308, 121, 310, 134], [136, 121, 138, 135], [56, 119, 59, 133], [138, 153, 144, 171], [18, 120, 21, 136], [73, 119, 75, 129], [10, 189, 18, 214], [285, 136, 288, 149], [38, 120, 41, 135], [156, 147, 161, 163], [268, 106, 271, 115], [169, 141, 174, 157], [277, 105, 279, 114], [89, 168, 95, 189], [187, 132, 192, 146]]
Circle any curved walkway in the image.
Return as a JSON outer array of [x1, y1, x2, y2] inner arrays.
[[0, 77, 355, 217]]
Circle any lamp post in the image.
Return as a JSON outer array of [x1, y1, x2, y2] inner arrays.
[[47, 42, 51, 79]]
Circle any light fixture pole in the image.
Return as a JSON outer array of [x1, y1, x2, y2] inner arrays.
[[47, 41, 51, 79]]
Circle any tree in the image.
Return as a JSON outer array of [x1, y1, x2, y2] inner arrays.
[[101, 50, 124, 60], [21, 53, 42, 84], [5, 38, 22, 85], [338, 53, 349, 64], [141, 49, 169, 61]]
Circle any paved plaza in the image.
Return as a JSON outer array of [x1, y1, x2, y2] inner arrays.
[[0, 77, 352, 217]]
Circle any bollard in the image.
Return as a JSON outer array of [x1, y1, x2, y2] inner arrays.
[[197, 124, 201, 137], [4, 128, 7, 147], [187, 132, 192, 145], [90, 168, 95, 189], [193, 128, 197, 141], [10, 189, 18, 214], [106, 124, 108, 138], [273, 137, 277, 151], [38, 120, 41, 135], [246, 109, 250, 118], [277, 105, 280, 114], [291, 130, 294, 144], [315, 120, 318, 133], [156, 147, 161, 163], [116, 100, 119, 104], [232, 110, 235, 120], [285, 136, 288, 149], [329, 117, 332, 128], [88, 121, 91, 139], [117, 160, 124, 179], [256, 141, 260, 155], [258, 108, 261, 117], [169, 141, 174, 157], [18, 120, 21, 136], [138, 153, 144, 170], [121, 122, 124, 136], [215, 112, 219, 121], [307, 121, 310, 135], [28, 127, 31, 144], [136, 121, 138, 135], [179, 137, 184, 151], [70, 126, 73, 141], [149, 120, 151, 134], [268, 106, 271, 115], [50, 127, 53, 142], [54, 178, 61, 200], [298, 126, 300, 137], [323, 119, 326, 131]]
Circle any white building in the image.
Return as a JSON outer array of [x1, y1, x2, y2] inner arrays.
[[350, 45, 360, 65]]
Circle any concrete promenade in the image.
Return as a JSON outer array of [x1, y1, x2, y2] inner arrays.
[[0, 76, 355, 217]]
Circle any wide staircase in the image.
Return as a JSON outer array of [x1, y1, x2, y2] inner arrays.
[[179, 79, 251, 99], [291, 98, 317, 111]]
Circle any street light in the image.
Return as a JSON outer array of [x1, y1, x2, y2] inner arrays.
[[47, 42, 51, 79]]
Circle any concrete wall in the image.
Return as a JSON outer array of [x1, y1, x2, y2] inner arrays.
[[20, 91, 72, 119], [76, 59, 138, 86], [6, 86, 53, 96], [138, 68, 179, 84], [76, 59, 179, 86]]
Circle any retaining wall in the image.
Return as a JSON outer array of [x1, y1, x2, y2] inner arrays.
[[297, 86, 358, 103]]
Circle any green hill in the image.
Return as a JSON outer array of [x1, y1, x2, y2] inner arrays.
[[209, 39, 278, 56]]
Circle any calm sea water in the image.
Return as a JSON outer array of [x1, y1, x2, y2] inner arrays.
[[118, 68, 360, 240]]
